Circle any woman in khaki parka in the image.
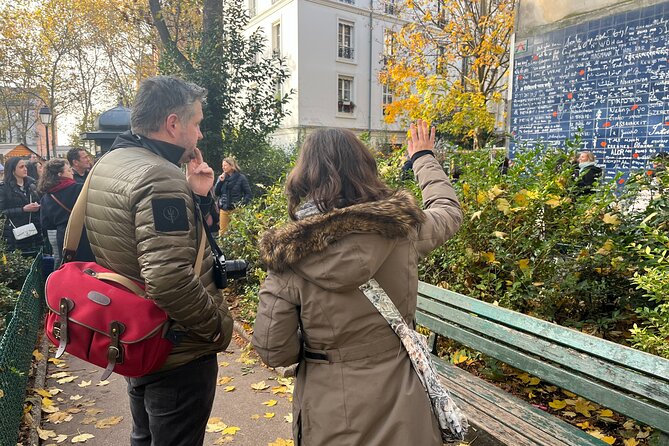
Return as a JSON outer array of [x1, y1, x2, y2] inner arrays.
[[253, 121, 463, 446]]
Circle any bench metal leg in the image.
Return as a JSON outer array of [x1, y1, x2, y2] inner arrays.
[[427, 333, 439, 355]]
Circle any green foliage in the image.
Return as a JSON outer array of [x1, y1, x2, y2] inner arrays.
[[412, 144, 647, 331], [222, 137, 668, 354], [626, 170, 669, 358], [152, 0, 294, 177], [218, 178, 291, 323]]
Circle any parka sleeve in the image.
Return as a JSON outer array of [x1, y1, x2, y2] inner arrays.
[[131, 167, 222, 341], [252, 273, 302, 367], [413, 154, 463, 259], [214, 177, 223, 197], [0, 187, 26, 221]]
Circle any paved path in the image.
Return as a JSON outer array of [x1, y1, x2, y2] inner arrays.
[[38, 333, 293, 446]]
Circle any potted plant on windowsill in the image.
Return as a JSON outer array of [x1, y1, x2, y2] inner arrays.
[[338, 101, 355, 113]]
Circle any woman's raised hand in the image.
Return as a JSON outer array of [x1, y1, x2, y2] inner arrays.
[[407, 119, 436, 158]]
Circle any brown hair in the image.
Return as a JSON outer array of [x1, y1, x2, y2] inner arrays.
[[285, 128, 392, 220], [38, 159, 68, 194]]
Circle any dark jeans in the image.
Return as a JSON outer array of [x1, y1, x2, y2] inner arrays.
[[126, 354, 217, 446]]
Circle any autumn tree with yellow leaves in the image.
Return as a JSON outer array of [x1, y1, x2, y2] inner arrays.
[[381, 0, 516, 150]]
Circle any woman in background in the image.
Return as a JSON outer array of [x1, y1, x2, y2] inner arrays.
[[214, 157, 252, 236], [0, 157, 43, 255], [252, 121, 463, 445], [38, 159, 94, 267]]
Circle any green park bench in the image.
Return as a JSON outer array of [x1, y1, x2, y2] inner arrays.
[[416, 281, 669, 446]]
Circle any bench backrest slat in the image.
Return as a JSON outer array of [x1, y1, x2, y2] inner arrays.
[[418, 296, 669, 408], [418, 281, 669, 380], [416, 311, 669, 432]]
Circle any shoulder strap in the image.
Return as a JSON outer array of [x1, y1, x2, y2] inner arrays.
[[50, 194, 72, 213], [62, 156, 207, 276]]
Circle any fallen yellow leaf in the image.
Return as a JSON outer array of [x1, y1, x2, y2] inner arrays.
[[96, 380, 110, 387], [599, 409, 613, 417], [548, 399, 567, 410], [36, 388, 53, 398], [250, 414, 260, 420], [224, 386, 235, 392], [49, 372, 70, 379], [218, 376, 234, 385], [221, 426, 240, 435], [71, 433, 95, 443], [264, 412, 275, 419], [54, 433, 68, 443], [33, 349, 45, 361], [206, 417, 228, 433], [268, 438, 294, 446], [56, 376, 78, 384], [70, 395, 82, 401], [623, 439, 639, 446], [251, 381, 270, 391], [78, 380, 92, 388], [262, 399, 278, 407], [37, 427, 56, 440], [219, 361, 230, 367], [284, 413, 293, 423]]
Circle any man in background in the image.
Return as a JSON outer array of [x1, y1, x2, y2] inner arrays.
[[66, 147, 92, 184]]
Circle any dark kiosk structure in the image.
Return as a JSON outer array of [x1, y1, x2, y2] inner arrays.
[[80, 105, 131, 155]]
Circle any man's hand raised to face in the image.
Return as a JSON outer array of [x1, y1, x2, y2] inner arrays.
[[186, 148, 214, 196]]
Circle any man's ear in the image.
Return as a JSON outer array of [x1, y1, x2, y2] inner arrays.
[[165, 113, 180, 137]]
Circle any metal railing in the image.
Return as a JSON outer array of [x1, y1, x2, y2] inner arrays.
[[0, 254, 44, 445]]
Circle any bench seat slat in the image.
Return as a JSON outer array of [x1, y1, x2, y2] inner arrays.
[[432, 355, 607, 446], [417, 311, 669, 432], [418, 296, 669, 407], [418, 281, 669, 380]]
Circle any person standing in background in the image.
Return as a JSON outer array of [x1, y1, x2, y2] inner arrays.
[[0, 157, 43, 255], [38, 159, 94, 267], [214, 157, 252, 237], [66, 147, 92, 184], [574, 150, 602, 195]]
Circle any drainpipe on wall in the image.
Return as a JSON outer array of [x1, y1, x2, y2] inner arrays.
[[368, 6, 373, 138]]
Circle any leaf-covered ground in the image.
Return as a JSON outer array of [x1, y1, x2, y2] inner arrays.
[[30, 334, 293, 445]]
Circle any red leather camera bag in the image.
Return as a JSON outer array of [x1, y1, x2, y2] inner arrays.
[[44, 261, 172, 380]]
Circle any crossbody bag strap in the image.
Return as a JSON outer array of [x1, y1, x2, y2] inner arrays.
[[62, 155, 207, 274], [50, 194, 72, 213]]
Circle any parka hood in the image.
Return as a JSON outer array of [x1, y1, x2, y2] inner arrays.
[[259, 190, 425, 276]]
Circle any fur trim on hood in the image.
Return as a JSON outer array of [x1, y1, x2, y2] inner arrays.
[[259, 190, 425, 272]]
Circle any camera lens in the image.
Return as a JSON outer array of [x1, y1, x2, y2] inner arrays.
[[224, 259, 248, 280]]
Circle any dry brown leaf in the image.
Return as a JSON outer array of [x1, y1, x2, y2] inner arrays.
[[37, 427, 56, 440], [80, 417, 97, 425], [251, 381, 269, 391], [95, 416, 124, 429]]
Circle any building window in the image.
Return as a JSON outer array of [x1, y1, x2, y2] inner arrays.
[[338, 76, 354, 113], [248, 0, 256, 17], [384, 0, 396, 15], [338, 22, 354, 60], [382, 29, 395, 65], [272, 22, 281, 57], [382, 84, 393, 115]]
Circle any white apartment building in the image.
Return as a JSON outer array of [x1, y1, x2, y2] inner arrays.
[[247, 0, 406, 149]]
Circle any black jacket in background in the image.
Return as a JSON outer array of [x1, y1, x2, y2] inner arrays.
[[214, 172, 252, 210], [40, 183, 95, 262], [0, 177, 43, 254], [575, 165, 603, 195]]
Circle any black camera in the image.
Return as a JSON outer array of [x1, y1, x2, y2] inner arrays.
[[212, 253, 248, 289]]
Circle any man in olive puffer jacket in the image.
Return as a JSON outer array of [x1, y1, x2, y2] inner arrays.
[[84, 76, 233, 446]]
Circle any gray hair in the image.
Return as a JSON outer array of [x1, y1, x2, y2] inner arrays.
[[131, 76, 207, 136]]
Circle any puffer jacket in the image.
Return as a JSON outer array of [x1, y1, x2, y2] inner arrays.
[[85, 132, 233, 371], [253, 155, 462, 446], [0, 177, 43, 254]]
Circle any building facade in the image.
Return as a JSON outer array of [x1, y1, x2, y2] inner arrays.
[[247, 0, 406, 149]]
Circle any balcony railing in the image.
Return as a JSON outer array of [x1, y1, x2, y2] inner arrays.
[[338, 47, 354, 59]]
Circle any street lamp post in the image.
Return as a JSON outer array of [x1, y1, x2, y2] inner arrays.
[[39, 106, 53, 160]]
